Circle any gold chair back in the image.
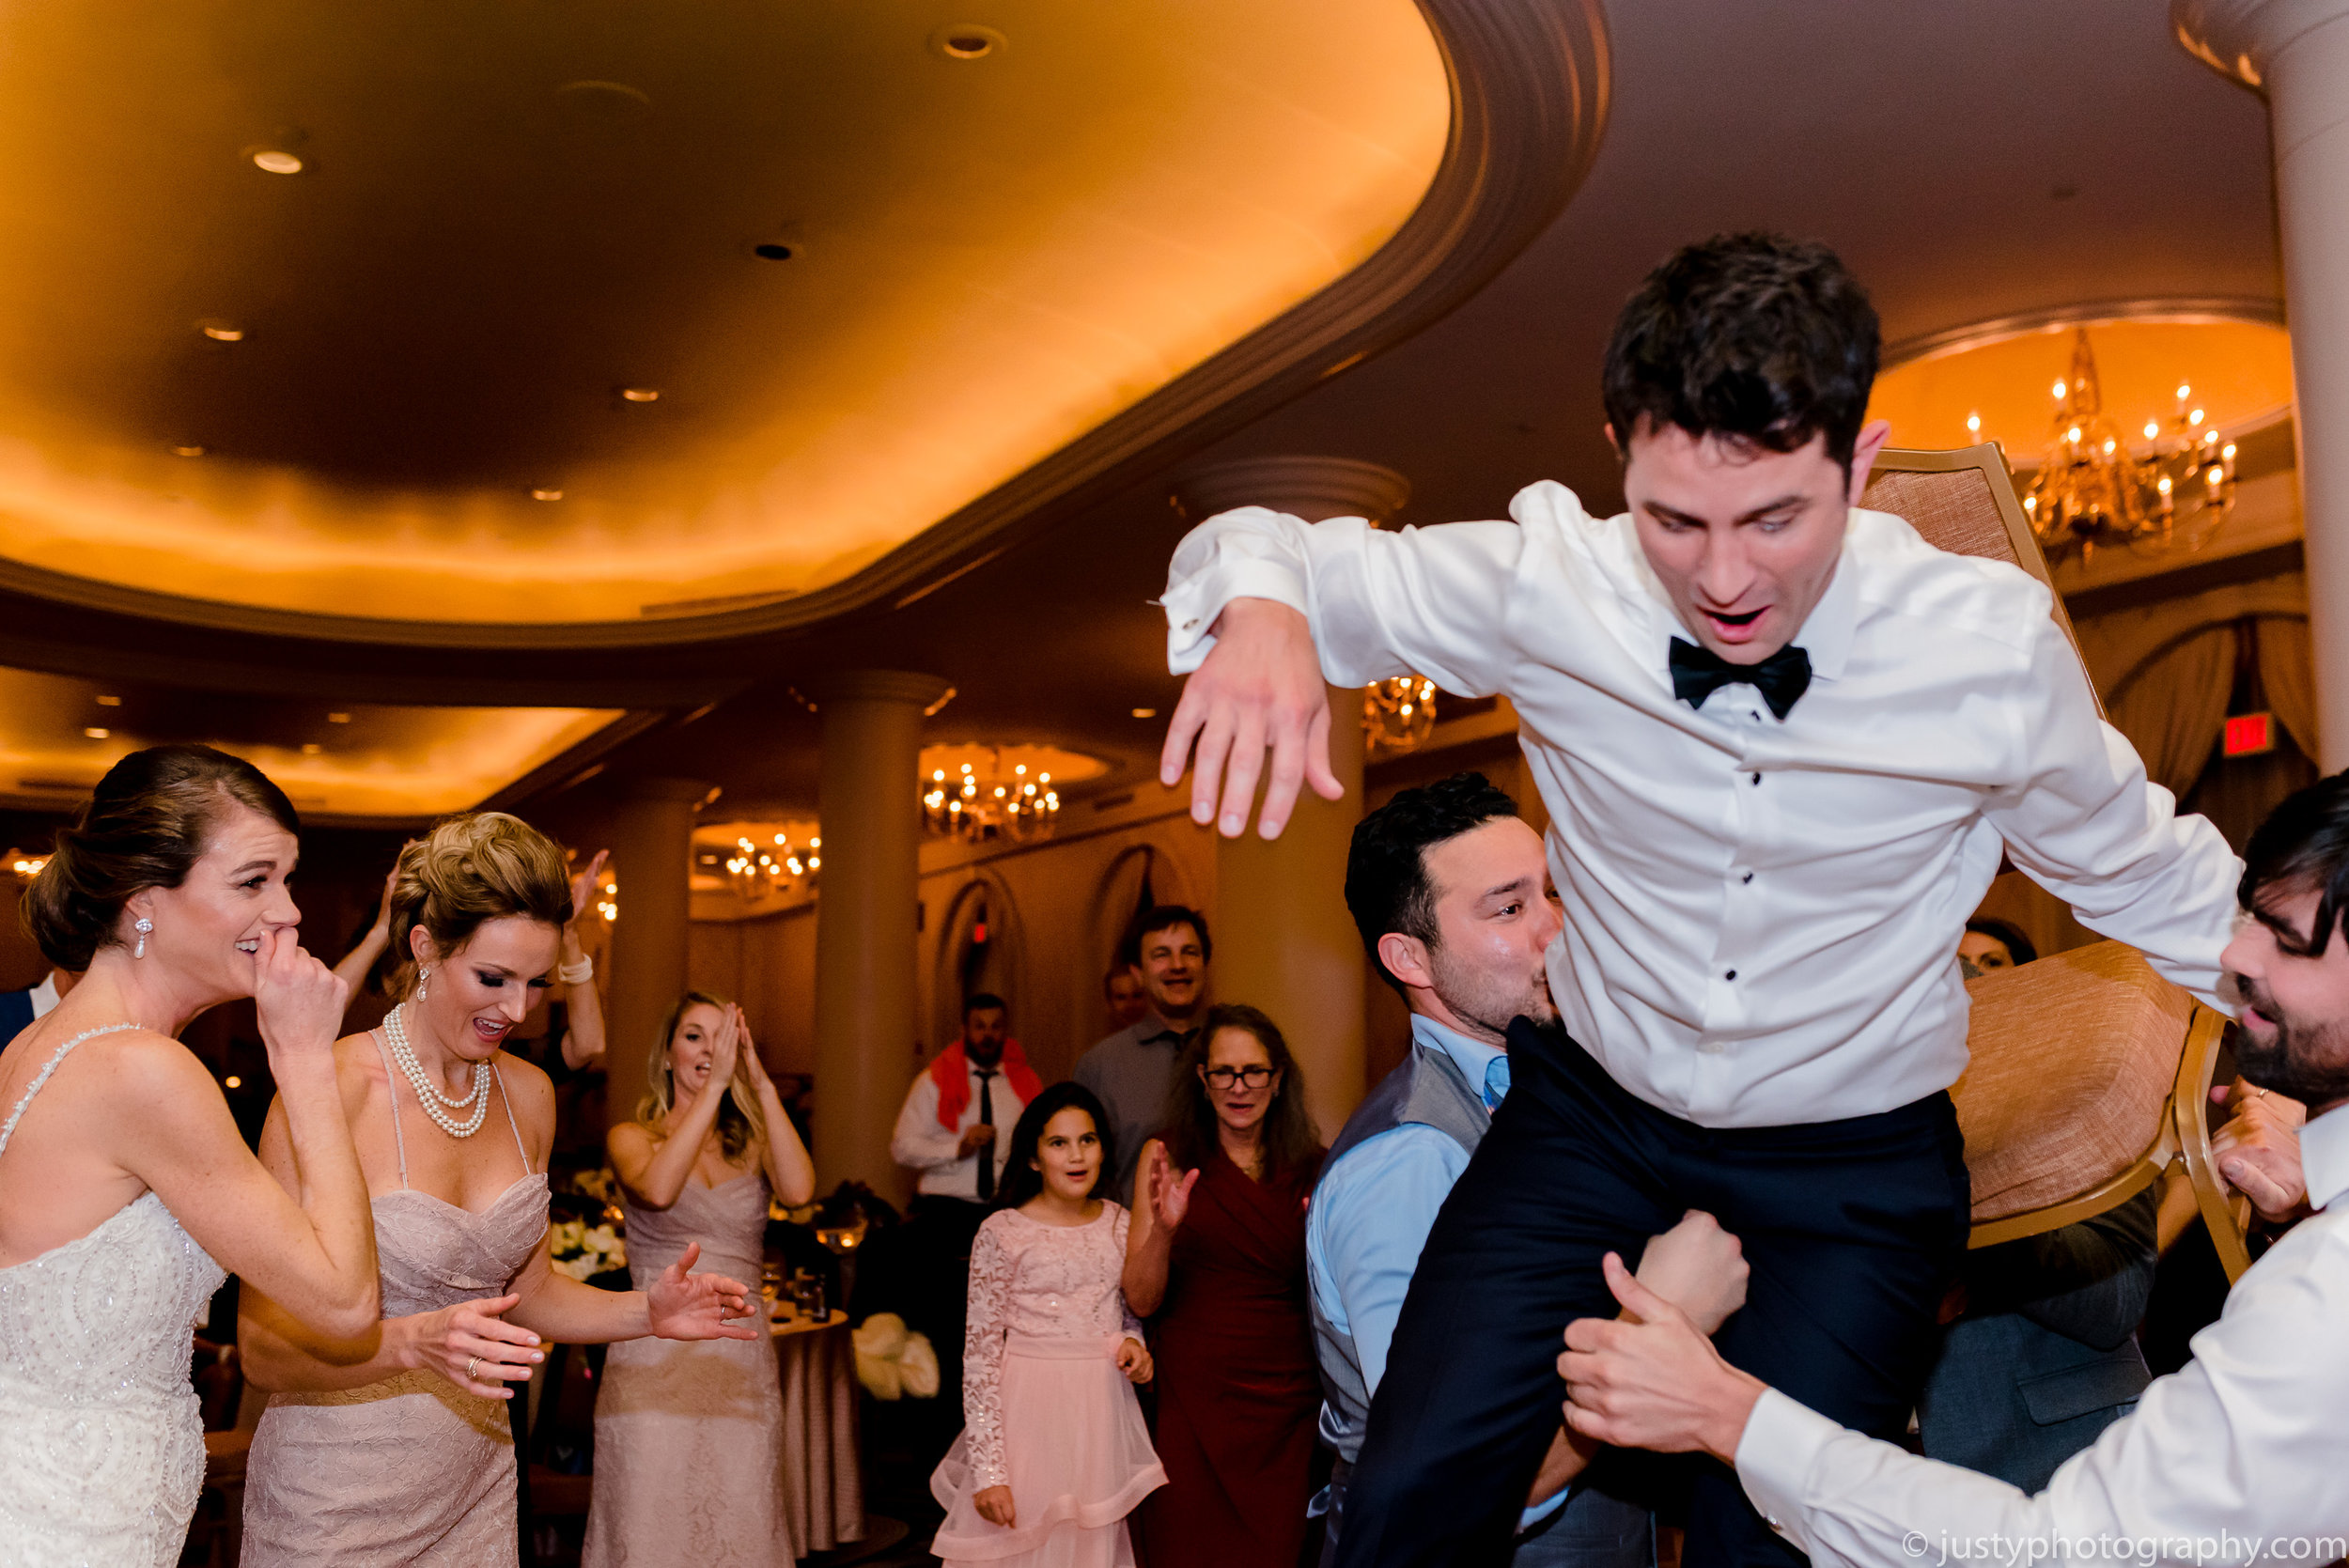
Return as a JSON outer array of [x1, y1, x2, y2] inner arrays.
[[1868, 446, 2248, 1275]]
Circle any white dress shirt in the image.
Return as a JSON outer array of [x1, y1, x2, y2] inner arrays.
[[1163, 487, 2242, 1127], [1735, 1105, 2349, 1568], [889, 1060, 1030, 1201]]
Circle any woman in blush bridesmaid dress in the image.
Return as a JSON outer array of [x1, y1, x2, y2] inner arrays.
[[238, 815, 758, 1567], [583, 992, 816, 1565]]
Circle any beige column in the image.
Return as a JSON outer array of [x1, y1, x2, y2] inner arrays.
[[1173, 457, 1411, 1140], [808, 670, 949, 1192], [2177, 0, 2349, 768], [603, 776, 708, 1130]]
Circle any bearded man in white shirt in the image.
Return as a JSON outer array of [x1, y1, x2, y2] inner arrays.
[[1559, 770, 2349, 1568], [1155, 233, 2242, 1568]]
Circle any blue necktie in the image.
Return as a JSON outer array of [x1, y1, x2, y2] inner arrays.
[[1482, 1054, 1511, 1111]]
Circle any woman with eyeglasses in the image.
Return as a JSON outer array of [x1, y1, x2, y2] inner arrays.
[[1123, 1002, 1326, 1568]]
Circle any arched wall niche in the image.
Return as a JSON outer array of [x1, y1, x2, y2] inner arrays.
[[927, 871, 1031, 1063]]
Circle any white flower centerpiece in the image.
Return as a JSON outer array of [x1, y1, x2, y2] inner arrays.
[[549, 1218, 627, 1282]]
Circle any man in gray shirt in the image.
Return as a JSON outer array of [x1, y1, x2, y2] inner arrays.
[[1076, 905, 1210, 1203]]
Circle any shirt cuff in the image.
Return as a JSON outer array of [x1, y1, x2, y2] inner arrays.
[[1162, 558, 1310, 675], [1734, 1388, 1843, 1543]]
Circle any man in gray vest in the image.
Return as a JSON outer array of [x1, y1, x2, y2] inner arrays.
[[1311, 772, 1749, 1566]]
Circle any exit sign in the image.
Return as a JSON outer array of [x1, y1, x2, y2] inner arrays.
[[2224, 712, 2277, 758]]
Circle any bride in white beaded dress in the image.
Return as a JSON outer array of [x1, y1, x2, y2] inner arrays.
[[0, 745, 383, 1568], [236, 812, 760, 1566]]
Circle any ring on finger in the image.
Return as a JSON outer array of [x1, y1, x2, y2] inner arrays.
[[466, 1355, 481, 1380]]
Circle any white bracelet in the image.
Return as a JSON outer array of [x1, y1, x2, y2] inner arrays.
[[558, 956, 595, 986]]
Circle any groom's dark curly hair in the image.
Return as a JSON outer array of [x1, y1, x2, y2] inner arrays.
[[1603, 232, 1881, 474]]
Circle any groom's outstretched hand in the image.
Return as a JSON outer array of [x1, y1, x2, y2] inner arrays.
[[1561, 1253, 1768, 1465], [1160, 598, 1345, 840]]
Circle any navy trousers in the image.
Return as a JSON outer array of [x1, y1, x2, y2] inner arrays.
[[1334, 1020, 1970, 1568]]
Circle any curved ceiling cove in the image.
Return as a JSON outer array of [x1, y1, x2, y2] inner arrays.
[[0, 1, 1451, 626]]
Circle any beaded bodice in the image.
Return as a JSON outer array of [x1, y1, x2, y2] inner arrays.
[[0, 1025, 226, 1564]]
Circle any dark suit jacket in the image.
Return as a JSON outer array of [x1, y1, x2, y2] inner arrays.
[[0, 987, 34, 1049], [1916, 1188, 2158, 1491]]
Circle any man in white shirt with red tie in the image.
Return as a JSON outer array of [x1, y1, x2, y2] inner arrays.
[[1559, 771, 2349, 1567], [1155, 234, 2243, 1568]]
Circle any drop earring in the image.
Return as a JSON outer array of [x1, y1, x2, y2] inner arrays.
[[132, 917, 152, 958], [416, 966, 431, 1003]]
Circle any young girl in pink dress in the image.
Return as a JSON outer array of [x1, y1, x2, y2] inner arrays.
[[931, 1083, 1166, 1568]]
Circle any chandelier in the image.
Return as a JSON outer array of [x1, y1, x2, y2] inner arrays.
[[924, 751, 1061, 842], [2017, 328, 2237, 564], [1363, 677, 1438, 758], [723, 832, 818, 897]]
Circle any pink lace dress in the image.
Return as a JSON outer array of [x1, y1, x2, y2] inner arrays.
[[930, 1204, 1166, 1568]]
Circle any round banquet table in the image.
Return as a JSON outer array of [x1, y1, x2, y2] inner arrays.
[[773, 1311, 864, 1557]]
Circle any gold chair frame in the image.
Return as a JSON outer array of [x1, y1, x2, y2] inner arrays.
[[1865, 443, 2250, 1280]]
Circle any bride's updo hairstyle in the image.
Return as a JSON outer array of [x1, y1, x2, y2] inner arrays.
[[389, 812, 571, 993], [22, 744, 300, 970]]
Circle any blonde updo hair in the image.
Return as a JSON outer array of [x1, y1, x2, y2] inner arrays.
[[390, 812, 571, 992]]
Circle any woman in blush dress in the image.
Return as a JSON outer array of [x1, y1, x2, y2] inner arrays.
[[0, 746, 381, 1568], [931, 1083, 1166, 1568], [582, 991, 816, 1565], [237, 813, 758, 1567], [1125, 1004, 1326, 1568]]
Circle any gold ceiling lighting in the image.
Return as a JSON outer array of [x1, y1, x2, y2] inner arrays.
[[2018, 329, 2238, 563], [595, 873, 618, 924], [1363, 676, 1438, 759], [8, 849, 47, 880], [924, 751, 1061, 843], [723, 831, 819, 897]]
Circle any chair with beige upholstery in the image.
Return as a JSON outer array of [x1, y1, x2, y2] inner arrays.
[[1862, 443, 2252, 1280]]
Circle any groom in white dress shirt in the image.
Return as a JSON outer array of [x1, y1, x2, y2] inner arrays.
[[1155, 234, 2243, 1568], [1560, 770, 2349, 1568]]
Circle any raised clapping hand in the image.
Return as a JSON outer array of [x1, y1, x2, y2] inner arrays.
[[1159, 598, 1345, 840], [1146, 1142, 1200, 1234], [646, 1241, 760, 1342], [402, 1294, 541, 1400], [1114, 1335, 1154, 1385], [1558, 1252, 1767, 1464], [568, 849, 610, 927], [253, 926, 350, 1062]]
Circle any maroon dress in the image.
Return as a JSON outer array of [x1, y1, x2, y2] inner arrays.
[[1138, 1147, 1325, 1568]]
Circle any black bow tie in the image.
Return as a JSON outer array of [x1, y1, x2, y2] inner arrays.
[[1668, 637, 1812, 721]]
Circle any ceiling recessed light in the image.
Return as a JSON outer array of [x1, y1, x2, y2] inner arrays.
[[200, 324, 244, 342], [620, 388, 660, 403], [753, 242, 796, 261], [84, 727, 109, 739], [225, 1075, 243, 1089], [301, 743, 321, 755], [168, 443, 205, 458], [1131, 707, 1158, 719], [252, 149, 304, 175], [327, 712, 350, 723], [931, 24, 1005, 59], [530, 488, 564, 501], [95, 694, 121, 707]]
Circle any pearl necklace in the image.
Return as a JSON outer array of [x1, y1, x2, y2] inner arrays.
[[382, 1001, 491, 1139]]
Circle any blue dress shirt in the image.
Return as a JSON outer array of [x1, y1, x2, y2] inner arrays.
[[1307, 1014, 1564, 1525]]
